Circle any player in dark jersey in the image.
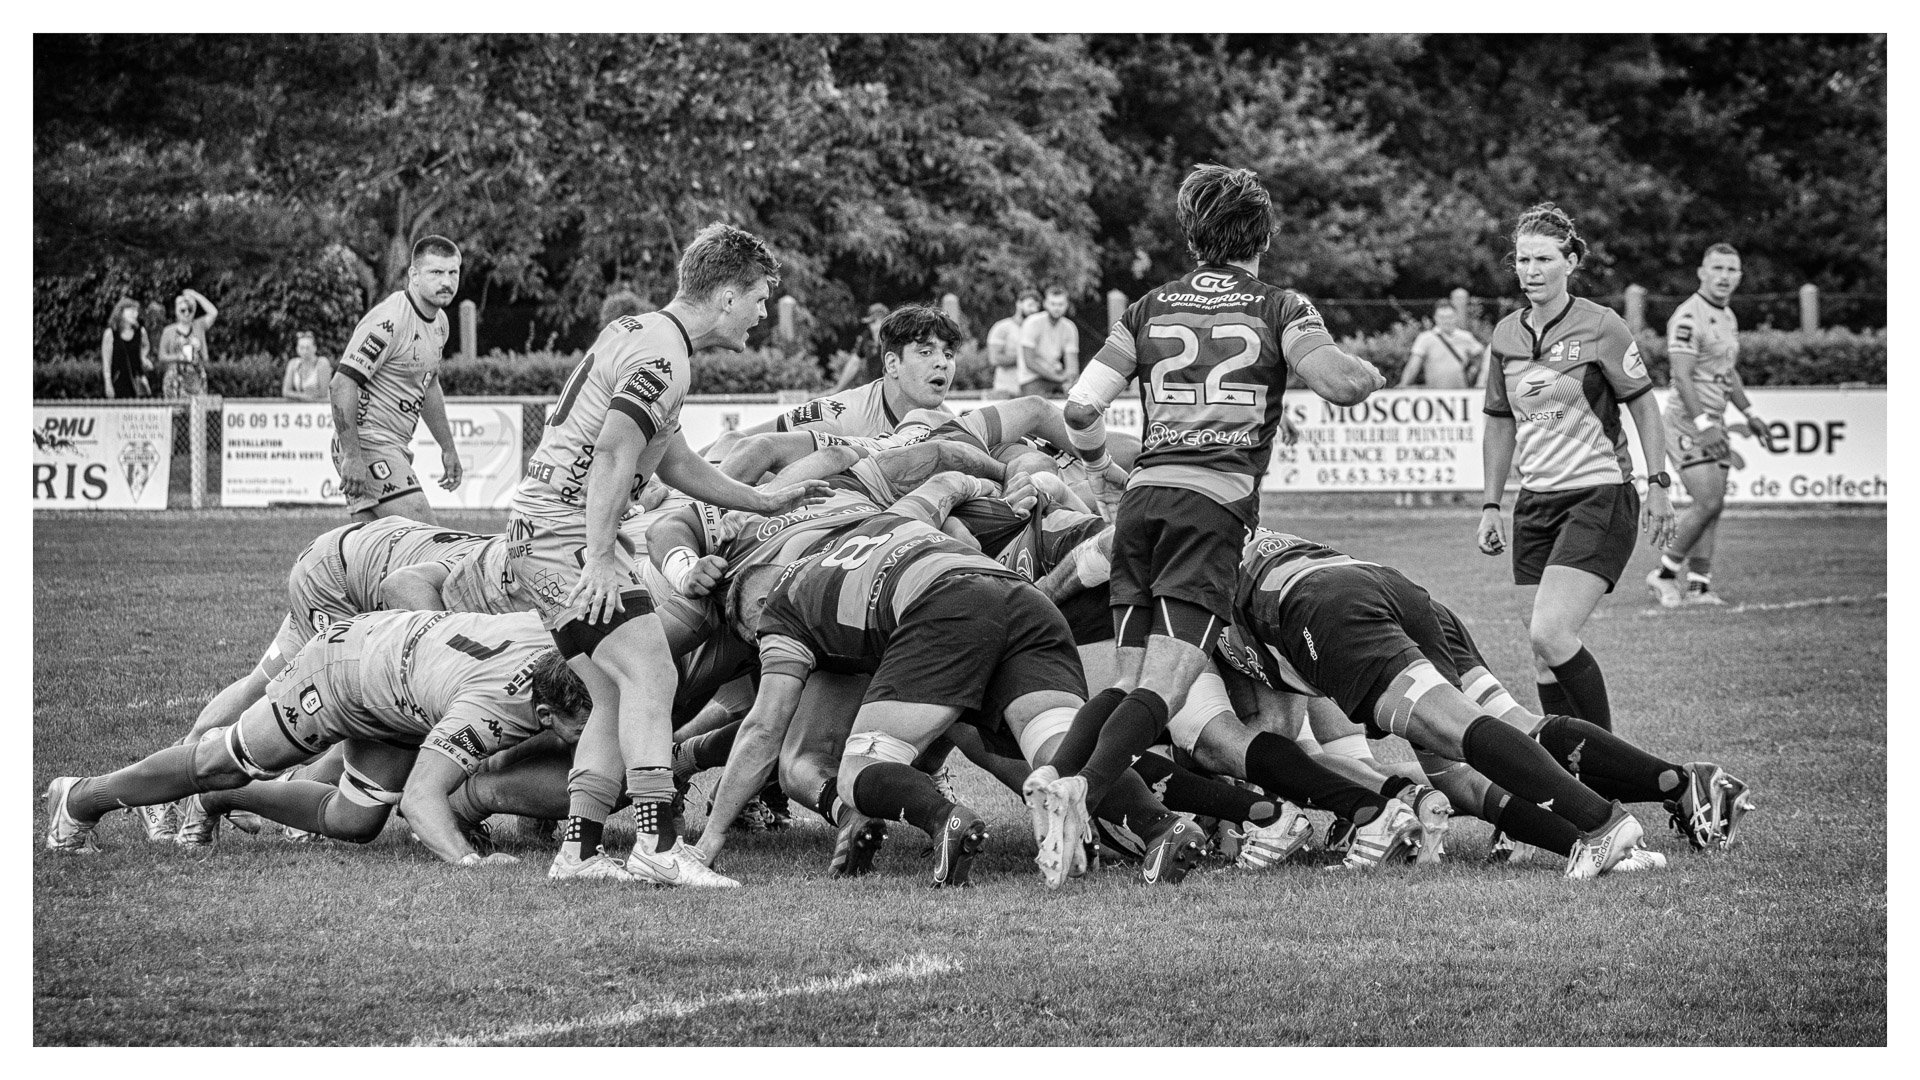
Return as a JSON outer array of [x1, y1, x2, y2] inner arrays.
[[1029, 164, 1386, 877], [1477, 204, 1674, 733]]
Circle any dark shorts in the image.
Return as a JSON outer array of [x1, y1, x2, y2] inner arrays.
[[1269, 563, 1457, 735], [1109, 485, 1250, 624], [866, 574, 1085, 730], [1059, 586, 1113, 646], [1510, 483, 1639, 590], [948, 496, 1030, 558], [1429, 599, 1488, 675]]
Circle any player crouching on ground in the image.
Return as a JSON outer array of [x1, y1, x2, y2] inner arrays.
[[45, 611, 590, 868]]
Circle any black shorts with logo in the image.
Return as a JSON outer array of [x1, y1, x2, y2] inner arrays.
[[1510, 483, 1639, 590], [865, 574, 1085, 730], [1272, 563, 1456, 736], [1109, 485, 1252, 624]]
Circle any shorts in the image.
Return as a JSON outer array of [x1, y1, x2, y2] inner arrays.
[[1058, 586, 1113, 646], [1667, 419, 1735, 472], [865, 574, 1084, 731], [263, 622, 373, 753], [1510, 483, 1639, 590], [671, 632, 758, 728], [505, 509, 654, 657], [440, 540, 536, 615], [1109, 484, 1250, 624], [281, 521, 371, 662], [1429, 600, 1489, 675], [1264, 563, 1456, 736], [333, 442, 423, 515], [949, 496, 1031, 557]]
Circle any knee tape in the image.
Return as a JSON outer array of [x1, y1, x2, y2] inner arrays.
[[223, 724, 283, 782], [1165, 672, 1232, 754], [1017, 707, 1077, 765], [1462, 667, 1522, 720], [337, 761, 401, 809], [1070, 538, 1112, 588], [842, 730, 920, 767], [1321, 733, 1373, 762], [1377, 662, 1449, 739]]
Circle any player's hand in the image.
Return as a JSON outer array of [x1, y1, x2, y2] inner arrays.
[[566, 552, 631, 625], [1642, 486, 1676, 550], [1695, 424, 1729, 459], [1743, 414, 1773, 448], [1278, 413, 1302, 447], [337, 451, 368, 499], [439, 446, 464, 491], [460, 852, 520, 867], [682, 554, 727, 598], [1001, 472, 1039, 517], [754, 479, 831, 515], [1476, 507, 1507, 556]]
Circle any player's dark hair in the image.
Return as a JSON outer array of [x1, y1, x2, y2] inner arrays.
[[528, 648, 591, 718], [677, 222, 781, 304], [880, 305, 961, 358], [1703, 242, 1741, 262], [1512, 203, 1589, 264], [1017, 289, 1042, 305], [724, 563, 787, 642], [1043, 286, 1068, 300], [412, 234, 461, 264], [1177, 164, 1275, 266]]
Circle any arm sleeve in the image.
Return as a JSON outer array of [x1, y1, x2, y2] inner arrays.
[[1666, 305, 1699, 357], [1600, 313, 1654, 402], [422, 698, 533, 776], [1277, 295, 1337, 365], [335, 298, 401, 389], [774, 397, 847, 435], [1482, 353, 1513, 417], [605, 349, 679, 443]]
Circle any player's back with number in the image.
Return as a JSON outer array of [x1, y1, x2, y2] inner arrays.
[[334, 609, 554, 755]]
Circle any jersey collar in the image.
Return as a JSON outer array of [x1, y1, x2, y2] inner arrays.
[[661, 311, 694, 356], [1693, 290, 1729, 311], [1519, 295, 1576, 362], [404, 288, 438, 323]]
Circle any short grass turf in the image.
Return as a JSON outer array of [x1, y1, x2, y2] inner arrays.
[[32, 504, 1887, 1046]]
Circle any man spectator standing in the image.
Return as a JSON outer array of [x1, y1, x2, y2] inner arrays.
[[328, 235, 464, 523], [1018, 287, 1079, 398], [157, 288, 218, 399], [987, 290, 1042, 400], [1398, 300, 1486, 388], [831, 303, 891, 392], [281, 331, 333, 402]]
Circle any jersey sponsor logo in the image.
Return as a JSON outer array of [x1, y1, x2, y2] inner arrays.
[[623, 362, 670, 403], [1522, 408, 1566, 424], [1190, 270, 1238, 293], [784, 399, 848, 427], [1672, 321, 1694, 346], [1144, 421, 1256, 450], [299, 685, 324, 715], [370, 460, 392, 480], [1163, 290, 1265, 308], [309, 610, 331, 633], [1546, 339, 1582, 366], [358, 334, 387, 362], [1623, 341, 1647, 379], [1517, 367, 1559, 399]]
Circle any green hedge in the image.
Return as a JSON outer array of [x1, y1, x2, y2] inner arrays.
[[36, 327, 1884, 399], [1339, 321, 1886, 388]]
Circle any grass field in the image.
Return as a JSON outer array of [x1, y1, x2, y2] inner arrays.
[[32, 502, 1887, 1046]]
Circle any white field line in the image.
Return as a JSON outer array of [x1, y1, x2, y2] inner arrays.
[[416, 951, 960, 1047], [1629, 591, 1887, 618]]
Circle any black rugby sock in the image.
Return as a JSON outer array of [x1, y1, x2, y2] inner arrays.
[[1130, 752, 1278, 826], [1461, 716, 1613, 832], [1533, 715, 1685, 803], [851, 762, 953, 837], [1046, 687, 1126, 774], [1091, 768, 1176, 841], [1536, 680, 1573, 718], [1549, 647, 1613, 731], [1077, 689, 1170, 809], [1490, 790, 1581, 857], [1243, 732, 1388, 824]]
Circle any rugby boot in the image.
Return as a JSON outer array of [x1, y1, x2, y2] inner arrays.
[[1486, 827, 1541, 866], [44, 777, 100, 855], [135, 801, 179, 843], [1712, 767, 1757, 848], [929, 804, 988, 888], [173, 794, 218, 847], [1565, 801, 1644, 879], [1683, 579, 1728, 606], [548, 846, 635, 882], [1611, 846, 1669, 872], [1342, 800, 1419, 870], [1646, 568, 1685, 608], [627, 838, 741, 888], [830, 807, 887, 878], [1229, 802, 1314, 870], [1399, 784, 1454, 864], [1139, 814, 1207, 885]]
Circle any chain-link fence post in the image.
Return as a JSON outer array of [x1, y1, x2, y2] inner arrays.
[[189, 394, 214, 509]]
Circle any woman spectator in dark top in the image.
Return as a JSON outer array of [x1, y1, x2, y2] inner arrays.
[[100, 298, 152, 399]]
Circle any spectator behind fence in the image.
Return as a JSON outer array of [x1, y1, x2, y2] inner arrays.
[[158, 288, 218, 398], [986, 289, 1042, 400], [598, 288, 651, 329], [1399, 300, 1486, 388], [831, 302, 891, 392], [1018, 286, 1079, 397], [100, 298, 152, 399], [281, 331, 334, 402]]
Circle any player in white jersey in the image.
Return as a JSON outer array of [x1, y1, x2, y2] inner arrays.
[[44, 611, 590, 867], [330, 235, 463, 522], [1647, 243, 1771, 607], [507, 222, 825, 886]]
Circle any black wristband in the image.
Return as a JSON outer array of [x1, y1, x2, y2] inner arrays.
[[1482, 502, 1502, 511]]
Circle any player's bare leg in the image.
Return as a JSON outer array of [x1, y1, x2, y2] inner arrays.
[[1659, 462, 1730, 603], [371, 488, 439, 524], [204, 740, 414, 843], [1523, 566, 1615, 730], [837, 701, 987, 886]]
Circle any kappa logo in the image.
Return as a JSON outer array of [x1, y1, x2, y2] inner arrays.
[[299, 685, 324, 715], [379, 320, 395, 333], [369, 460, 392, 480], [1190, 270, 1238, 293]]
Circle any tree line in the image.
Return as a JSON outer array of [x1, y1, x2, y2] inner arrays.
[[34, 33, 1886, 361]]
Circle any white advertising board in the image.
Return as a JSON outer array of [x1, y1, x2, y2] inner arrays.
[[32, 405, 174, 510], [221, 401, 524, 509]]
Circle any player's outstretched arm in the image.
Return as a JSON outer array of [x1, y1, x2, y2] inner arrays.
[[889, 471, 1004, 530], [401, 751, 516, 866], [1294, 344, 1387, 406], [719, 432, 832, 483], [694, 671, 807, 868], [769, 443, 865, 487], [658, 430, 829, 515]]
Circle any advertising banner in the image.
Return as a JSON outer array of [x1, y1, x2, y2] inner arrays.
[[221, 401, 524, 509], [32, 405, 173, 510]]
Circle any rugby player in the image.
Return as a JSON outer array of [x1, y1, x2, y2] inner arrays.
[[1477, 203, 1674, 732], [1032, 163, 1385, 874], [45, 610, 590, 867], [508, 222, 826, 886], [330, 235, 465, 523], [1648, 243, 1769, 607]]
